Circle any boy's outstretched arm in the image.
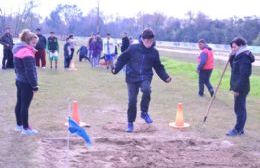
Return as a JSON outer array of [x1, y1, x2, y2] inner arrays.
[[153, 51, 171, 83], [112, 48, 131, 74]]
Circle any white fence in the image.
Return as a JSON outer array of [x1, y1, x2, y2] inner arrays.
[[156, 41, 260, 54]]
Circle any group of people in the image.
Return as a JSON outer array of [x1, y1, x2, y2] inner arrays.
[[0, 27, 60, 70], [1, 26, 254, 137], [77, 32, 132, 69]]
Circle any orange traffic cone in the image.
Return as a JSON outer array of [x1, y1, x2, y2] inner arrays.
[[169, 103, 190, 128], [72, 101, 80, 124], [65, 101, 90, 127]]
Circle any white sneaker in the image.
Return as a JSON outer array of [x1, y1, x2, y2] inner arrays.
[[21, 128, 38, 135], [15, 125, 23, 132]]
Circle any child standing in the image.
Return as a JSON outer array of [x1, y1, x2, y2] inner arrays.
[[47, 32, 59, 69], [103, 33, 116, 70], [64, 37, 72, 69], [12, 29, 39, 135], [112, 29, 172, 132]]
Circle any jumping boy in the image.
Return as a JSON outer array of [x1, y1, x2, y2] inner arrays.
[[112, 28, 172, 132]]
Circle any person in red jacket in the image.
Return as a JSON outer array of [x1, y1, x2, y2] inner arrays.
[[197, 39, 214, 97]]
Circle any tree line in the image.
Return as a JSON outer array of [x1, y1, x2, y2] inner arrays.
[[1, 1, 260, 45]]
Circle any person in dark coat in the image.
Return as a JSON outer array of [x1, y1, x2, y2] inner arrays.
[[0, 27, 14, 69], [64, 37, 72, 69], [12, 29, 39, 135], [226, 37, 255, 137], [47, 32, 59, 69], [77, 45, 89, 62], [89, 35, 103, 67], [121, 32, 130, 53], [197, 39, 215, 97], [112, 28, 172, 132], [35, 28, 47, 68]]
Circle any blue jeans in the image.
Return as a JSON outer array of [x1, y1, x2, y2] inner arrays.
[[234, 93, 248, 132], [199, 69, 214, 96], [127, 81, 151, 122]]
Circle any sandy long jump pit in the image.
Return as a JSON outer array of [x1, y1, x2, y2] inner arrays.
[[39, 122, 260, 168]]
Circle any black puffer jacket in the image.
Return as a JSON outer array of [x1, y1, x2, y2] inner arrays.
[[230, 48, 255, 94], [114, 41, 169, 83], [121, 37, 130, 52], [0, 33, 14, 49], [12, 42, 38, 91], [36, 34, 47, 50]]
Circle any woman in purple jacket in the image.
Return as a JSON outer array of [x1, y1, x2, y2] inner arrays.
[[12, 29, 39, 135]]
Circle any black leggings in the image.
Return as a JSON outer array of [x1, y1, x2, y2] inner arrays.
[[15, 81, 34, 129]]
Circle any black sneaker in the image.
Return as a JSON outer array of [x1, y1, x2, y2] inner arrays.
[[210, 91, 214, 97]]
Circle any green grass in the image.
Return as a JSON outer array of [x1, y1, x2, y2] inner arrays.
[[161, 57, 260, 97]]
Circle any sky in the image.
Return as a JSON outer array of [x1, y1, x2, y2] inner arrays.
[[0, 0, 259, 19]]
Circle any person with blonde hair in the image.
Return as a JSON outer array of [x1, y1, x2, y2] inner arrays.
[[12, 29, 39, 135]]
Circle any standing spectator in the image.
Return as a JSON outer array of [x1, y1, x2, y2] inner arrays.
[[47, 32, 59, 69], [129, 37, 134, 45], [227, 37, 255, 136], [68, 34, 75, 61], [64, 37, 72, 69], [35, 28, 47, 68], [197, 39, 214, 97], [96, 32, 103, 64], [12, 29, 39, 135], [90, 35, 103, 68], [112, 28, 172, 132], [0, 27, 14, 69], [87, 33, 94, 60], [121, 32, 130, 53], [103, 33, 116, 70]]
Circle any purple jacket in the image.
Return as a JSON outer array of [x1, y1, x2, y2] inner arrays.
[[90, 40, 102, 56]]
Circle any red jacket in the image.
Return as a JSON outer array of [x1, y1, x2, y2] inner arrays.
[[197, 48, 214, 70]]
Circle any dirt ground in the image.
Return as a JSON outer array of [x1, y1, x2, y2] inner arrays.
[[39, 120, 260, 168], [0, 48, 260, 168]]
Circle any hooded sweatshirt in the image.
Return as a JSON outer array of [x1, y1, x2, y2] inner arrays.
[[230, 46, 255, 94], [114, 40, 169, 83], [12, 42, 38, 90]]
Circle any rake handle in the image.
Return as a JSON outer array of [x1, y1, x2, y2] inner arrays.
[[203, 57, 230, 123]]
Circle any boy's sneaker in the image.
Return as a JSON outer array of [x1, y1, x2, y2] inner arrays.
[[210, 91, 215, 97], [239, 130, 245, 135], [141, 112, 153, 124], [226, 129, 239, 137], [126, 122, 134, 133], [21, 127, 38, 135], [198, 93, 204, 97], [15, 125, 23, 132]]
